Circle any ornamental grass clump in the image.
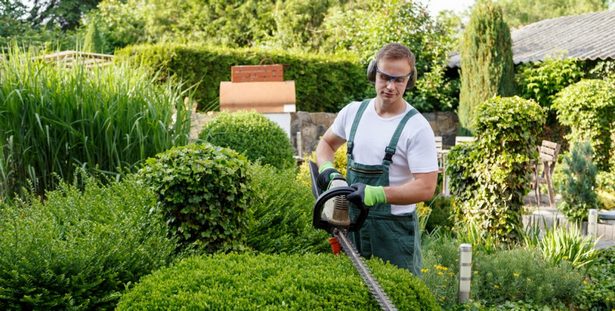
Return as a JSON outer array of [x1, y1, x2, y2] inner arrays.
[[0, 49, 190, 198], [138, 143, 251, 253], [537, 225, 598, 270], [0, 173, 177, 310], [117, 253, 440, 311]]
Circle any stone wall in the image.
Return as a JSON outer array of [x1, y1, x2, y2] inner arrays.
[[290, 111, 459, 157], [190, 111, 459, 156]]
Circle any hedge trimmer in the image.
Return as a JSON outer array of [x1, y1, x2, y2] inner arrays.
[[309, 161, 397, 311]]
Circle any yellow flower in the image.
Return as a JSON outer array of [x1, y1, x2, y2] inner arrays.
[[513, 272, 520, 278], [421, 268, 429, 273], [434, 264, 448, 271], [494, 284, 500, 289]]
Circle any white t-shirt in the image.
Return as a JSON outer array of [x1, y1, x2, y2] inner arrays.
[[330, 99, 438, 215]]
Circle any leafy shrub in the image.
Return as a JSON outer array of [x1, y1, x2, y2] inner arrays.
[[199, 111, 295, 170], [596, 170, 615, 209], [472, 248, 583, 307], [320, 0, 459, 112], [425, 196, 454, 233], [296, 143, 348, 188], [552, 79, 615, 171], [0, 174, 176, 310], [117, 253, 439, 310], [557, 141, 599, 222], [0, 49, 190, 198], [421, 233, 460, 309], [576, 247, 615, 310], [138, 143, 251, 253], [115, 44, 369, 112], [447, 96, 545, 243], [246, 163, 329, 254], [516, 57, 584, 109]]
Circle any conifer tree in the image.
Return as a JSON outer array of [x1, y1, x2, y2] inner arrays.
[[83, 18, 107, 53], [458, 0, 515, 134]]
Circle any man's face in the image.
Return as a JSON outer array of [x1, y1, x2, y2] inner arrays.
[[375, 58, 412, 106]]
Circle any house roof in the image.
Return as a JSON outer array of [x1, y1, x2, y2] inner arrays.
[[448, 9, 615, 67]]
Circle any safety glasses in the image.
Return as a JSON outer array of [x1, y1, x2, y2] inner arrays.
[[376, 67, 412, 84]]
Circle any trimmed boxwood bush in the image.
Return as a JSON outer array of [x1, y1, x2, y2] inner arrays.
[[116, 253, 439, 310], [447, 96, 545, 243], [246, 163, 329, 254], [199, 111, 295, 170], [552, 79, 615, 171], [0, 174, 176, 310], [115, 43, 369, 112], [138, 143, 251, 253]]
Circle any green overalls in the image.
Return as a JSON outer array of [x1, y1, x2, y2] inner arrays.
[[347, 99, 422, 276]]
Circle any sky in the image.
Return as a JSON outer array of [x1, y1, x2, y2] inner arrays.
[[420, 0, 476, 16]]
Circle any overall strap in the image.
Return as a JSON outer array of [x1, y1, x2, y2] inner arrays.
[[347, 99, 371, 158], [383, 107, 418, 165]]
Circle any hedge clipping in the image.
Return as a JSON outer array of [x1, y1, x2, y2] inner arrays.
[[117, 253, 439, 311]]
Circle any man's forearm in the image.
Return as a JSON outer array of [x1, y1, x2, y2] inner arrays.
[[382, 172, 438, 204]]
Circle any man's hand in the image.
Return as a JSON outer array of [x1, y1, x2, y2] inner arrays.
[[347, 183, 387, 207], [316, 161, 342, 191]]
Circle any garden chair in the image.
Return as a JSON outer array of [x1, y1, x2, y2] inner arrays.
[[532, 140, 560, 208], [435, 136, 450, 195], [455, 136, 476, 145]]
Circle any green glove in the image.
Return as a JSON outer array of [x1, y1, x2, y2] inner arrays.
[[347, 183, 387, 207], [317, 161, 342, 190]]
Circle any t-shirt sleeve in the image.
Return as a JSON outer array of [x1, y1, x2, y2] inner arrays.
[[407, 124, 438, 173], [330, 102, 354, 140]]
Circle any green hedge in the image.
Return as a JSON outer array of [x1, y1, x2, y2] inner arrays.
[[553, 79, 615, 171], [199, 111, 295, 170], [447, 96, 545, 243], [0, 175, 176, 309], [246, 163, 329, 254], [115, 43, 371, 112], [117, 253, 439, 310], [138, 143, 251, 253]]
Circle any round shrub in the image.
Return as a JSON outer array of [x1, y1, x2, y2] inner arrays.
[[199, 111, 295, 170], [247, 163, 329, 254], [117, 253, 439, 311], [553, 79, 615, 171], [0, 174, 176, 310], [138, 143, 251, 253]]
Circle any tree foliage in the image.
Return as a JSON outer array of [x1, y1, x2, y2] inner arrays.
[[25, 0, 101, 30], [95, 0, 458, 112], [458, 0, 515, 133], [495, 0, 610, 29]]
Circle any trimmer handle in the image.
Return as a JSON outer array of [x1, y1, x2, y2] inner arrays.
[[312, 186, 368, 233]]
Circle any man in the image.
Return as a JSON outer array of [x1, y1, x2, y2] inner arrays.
[[315, 43, 438, 275]]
